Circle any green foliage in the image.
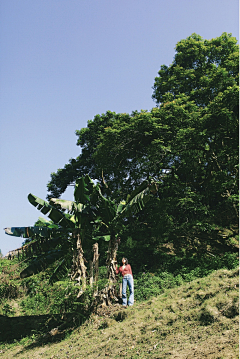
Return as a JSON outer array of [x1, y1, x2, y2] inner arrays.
[[28, 194, 75, 229], [152, 33, 238, 107], [4, 225, 57, 239], [20, 278, 80, 315], [0, 253, 238, 357], [3, 34, 238, 324], [4, 176, 104, 280], [92, 179, 157, 242], [5, 173, 156, 285], [134, 252, 239, 301], [0, 281, 19, 300], [2, 253, 237, 317], [1, 303, 16, 316], [1, 266, 238, 357], [45, 33, 238, 260]]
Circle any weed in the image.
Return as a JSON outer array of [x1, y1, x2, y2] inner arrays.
[[1, 303, 16, 316]]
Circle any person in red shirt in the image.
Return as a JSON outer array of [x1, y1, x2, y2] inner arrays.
[[116, 257, 134, 306]]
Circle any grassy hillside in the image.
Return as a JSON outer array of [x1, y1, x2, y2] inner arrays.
[[0, 258, 238, 358]]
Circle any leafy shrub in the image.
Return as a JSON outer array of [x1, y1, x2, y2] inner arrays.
[[19, 279, 82, 315], [0, 281, 20, 299], [134, 272, 177, 301], [2, 303, 16, 316]]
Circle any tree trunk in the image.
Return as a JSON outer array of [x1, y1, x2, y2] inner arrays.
[[70, 233, 87, 297], [106, 234, 118, 283], [92, 243, 99, 295], [89, 260, 93, 287], [97, 234, 119, 306]]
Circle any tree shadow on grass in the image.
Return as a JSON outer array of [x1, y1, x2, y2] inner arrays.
[[0, 311, 88, 349]]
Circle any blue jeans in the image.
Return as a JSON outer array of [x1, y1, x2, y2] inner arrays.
[[122, 274, 134, 306]]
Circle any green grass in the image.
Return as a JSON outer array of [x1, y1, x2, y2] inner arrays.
[[0, 256, 238, 358], [0, 267, 238, 358]]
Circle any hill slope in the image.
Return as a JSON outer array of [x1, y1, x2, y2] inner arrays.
[[0, 267, 238, 359]]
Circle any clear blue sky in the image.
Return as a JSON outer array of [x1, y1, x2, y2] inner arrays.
[[0, 0, 238, 256]]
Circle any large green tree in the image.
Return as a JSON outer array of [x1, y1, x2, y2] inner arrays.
[[152, 32, 238, 107], [47, 111, 135, 200], [46, 33, 238, 259]]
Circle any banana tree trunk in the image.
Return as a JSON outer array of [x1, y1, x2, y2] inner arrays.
[[106, 234, 118, 284], [98, 234, 119, 306], [89, 260, 93, 287], [93, 243, 99, 295], [71, 233, 87, 297]]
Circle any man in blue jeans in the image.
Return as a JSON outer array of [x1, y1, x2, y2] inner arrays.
[[116, 257, 134, 306]]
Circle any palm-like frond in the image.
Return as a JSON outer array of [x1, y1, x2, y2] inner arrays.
[[20, 249, 65, 278], [74, 175, 95, 204], [4, 175, 158, 283], [125, 180, 149, 204], [28, 194, 75, 228], [117, 183, 157, 219], [49, 256, 72, 284], [4, 226, 54, 238], [49, 198, 75, 212], [93, 180, 158, 237]]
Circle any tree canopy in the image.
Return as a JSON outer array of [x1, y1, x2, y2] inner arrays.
[[46, 33, 239, 263]]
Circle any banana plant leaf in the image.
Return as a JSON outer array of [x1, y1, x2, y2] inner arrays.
[[97, 198, 116, 225], [49, 198, 75, 212], [94, 187, 117, 224], [74, 175, 93, 204], [119, 187, 150, 216], [28, 194, 75, 228], [20, 249, 65, 278], [116, 201, 126, 215], [92, 235, 111, 242], [4, 226, 53, 238], [50, 199, 88, 223], [125, 180, 149, 204], [115, 181, 158, 220], [90, 182, 102, 206], [24, 237, 64, 254], [37, 217, 51, 224], [49, 256, 72, 284], [35, 217, 59, 229]]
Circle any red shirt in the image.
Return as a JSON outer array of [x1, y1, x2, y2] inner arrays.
[[116, 264, 133, 278]]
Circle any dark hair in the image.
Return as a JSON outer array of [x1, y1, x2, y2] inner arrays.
[[122, 257, 128, 265]]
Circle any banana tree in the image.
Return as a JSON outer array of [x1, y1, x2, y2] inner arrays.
[[4, 175, 158, 303], [4, 219, 73, 280], [90, 179, 158, 305], [46, 176, 158, 303], [4, 175, 104, 288]]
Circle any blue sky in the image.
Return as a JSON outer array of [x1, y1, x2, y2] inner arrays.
[[0, 0, 238, 256]]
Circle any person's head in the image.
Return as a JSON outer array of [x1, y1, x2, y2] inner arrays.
[[122, 257, 128, 265]]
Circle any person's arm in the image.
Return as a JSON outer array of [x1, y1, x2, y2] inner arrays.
[[115, 264, 120, 274]]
